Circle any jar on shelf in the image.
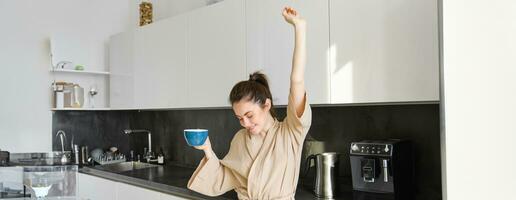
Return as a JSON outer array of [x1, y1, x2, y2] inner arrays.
[[52, 82, 72, 108], [71, 84, 84, 108], [52, 82, 83, 108], [139, 0, 153, 26]]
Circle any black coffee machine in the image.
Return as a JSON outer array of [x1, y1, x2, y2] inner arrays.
[[349, 140, 414, 200]]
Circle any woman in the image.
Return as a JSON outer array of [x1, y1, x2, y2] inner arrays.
[[188, 7, 311, 200]]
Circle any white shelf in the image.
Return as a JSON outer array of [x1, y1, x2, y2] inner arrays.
[[51, 107, 111, 111], [50, 68, 110, 75]]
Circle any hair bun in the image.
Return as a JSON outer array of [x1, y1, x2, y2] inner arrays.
[[249, 74, 257, 81], [230, 71, 276, 118], [248, 72, 269, 89]]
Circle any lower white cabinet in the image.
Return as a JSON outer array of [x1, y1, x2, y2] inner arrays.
[[77, 173, 117, 200], [78, 173, 188, 200], [116, 182, 161, 200], [160, 193, 189, 200]]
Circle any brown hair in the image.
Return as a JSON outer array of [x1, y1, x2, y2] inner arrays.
[[229, 71, 277, 119]]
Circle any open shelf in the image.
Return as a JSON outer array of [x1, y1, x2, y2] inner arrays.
[[50, 68, 110, 75], [51, 107, 111, 111]]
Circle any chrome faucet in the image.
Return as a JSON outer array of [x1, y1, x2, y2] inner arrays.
[[124, 129, 152, 161], [55, 130, 70, 164], [56, 130, 67, 152]]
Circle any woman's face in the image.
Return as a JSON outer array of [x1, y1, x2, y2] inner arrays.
[[232, 98, 271, 135]]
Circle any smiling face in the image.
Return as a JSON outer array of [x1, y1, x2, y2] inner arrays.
[[232, 98, 272, 135]]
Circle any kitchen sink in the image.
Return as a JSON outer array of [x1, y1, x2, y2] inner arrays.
[[96, 161, 158, 173]]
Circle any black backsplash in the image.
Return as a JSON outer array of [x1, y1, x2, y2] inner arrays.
[[52, 103, 441, 200]]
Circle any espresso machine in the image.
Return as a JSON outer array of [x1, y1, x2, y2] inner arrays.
[[349, 140, 414, 200]]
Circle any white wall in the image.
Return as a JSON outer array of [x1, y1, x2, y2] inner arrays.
[[0, 0, 132, 152], [0, 0, 212, 152], [441, 0, 516, 199]]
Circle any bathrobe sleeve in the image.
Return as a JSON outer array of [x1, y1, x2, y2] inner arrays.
[[187, 133, 244, 196], [187, 155, 235, 196], [284, 92, 312, 147]]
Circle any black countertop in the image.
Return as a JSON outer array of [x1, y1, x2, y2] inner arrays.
[[79, 163, 354, 200]]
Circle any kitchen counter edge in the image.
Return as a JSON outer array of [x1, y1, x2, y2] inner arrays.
[[79, 167, 231, 200]]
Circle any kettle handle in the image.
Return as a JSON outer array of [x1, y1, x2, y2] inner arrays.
[[302, 154, 317, 179]]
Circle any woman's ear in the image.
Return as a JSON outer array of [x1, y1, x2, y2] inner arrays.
[[263, 98, 272, 111]]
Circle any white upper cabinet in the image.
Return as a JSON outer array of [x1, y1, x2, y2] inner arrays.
[[186, 0, 246, 107], [110, 14, 188, 109], [110, 0, 439, 109], [133, 15, 188, 109], [246, 0, 330, 105], [329, 0, 439, 103], [110, 30, 135, 109]]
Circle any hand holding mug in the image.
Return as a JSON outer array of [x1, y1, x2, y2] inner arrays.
[[184, 129, 214, 159], [193, 136, 211, 151]]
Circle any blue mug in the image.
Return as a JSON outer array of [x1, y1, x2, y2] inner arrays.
[[184, 129, 208, 146]]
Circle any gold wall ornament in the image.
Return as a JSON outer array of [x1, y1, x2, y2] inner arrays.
[[139, 1, 153, 26]]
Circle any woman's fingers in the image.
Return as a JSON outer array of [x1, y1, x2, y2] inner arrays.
[[289, 8, 297, 16], [193, 137, 211, 150], [283, 7, 290, 14], [283, 6, 304, 26], [282, 9, 288, 16], [283, 7, 298, 19], [283, 7, 295, 16]]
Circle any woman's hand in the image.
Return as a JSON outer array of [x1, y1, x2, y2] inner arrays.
[[193, 137, 214, 159], [282, 7, 306, 28], [193, 136, 211, 150]]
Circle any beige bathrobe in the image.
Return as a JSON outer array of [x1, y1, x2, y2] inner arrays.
[[187, 94, 312, 200]]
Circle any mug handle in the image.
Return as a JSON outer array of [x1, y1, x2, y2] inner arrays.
[[302, 154, 316, 179]]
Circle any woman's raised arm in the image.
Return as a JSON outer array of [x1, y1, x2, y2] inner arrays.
[[282, 7, 307, 117]]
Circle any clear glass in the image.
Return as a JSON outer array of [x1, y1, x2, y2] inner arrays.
[[23, 165, 77, 198], [89, 84, 98, 108]]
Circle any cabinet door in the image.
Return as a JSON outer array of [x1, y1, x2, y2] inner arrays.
[[110, 31, 135, 109], [133, 14, 188, 109], [116, 182, 161, 200], [246, 0, 330, 105], [160, 193, 188, 200], [329, 0, 439, 103], [186, 0, 246, 107], [77, 173, 117, 200]]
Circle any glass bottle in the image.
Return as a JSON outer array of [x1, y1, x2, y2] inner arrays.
[[157, 147, 165, 165]]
